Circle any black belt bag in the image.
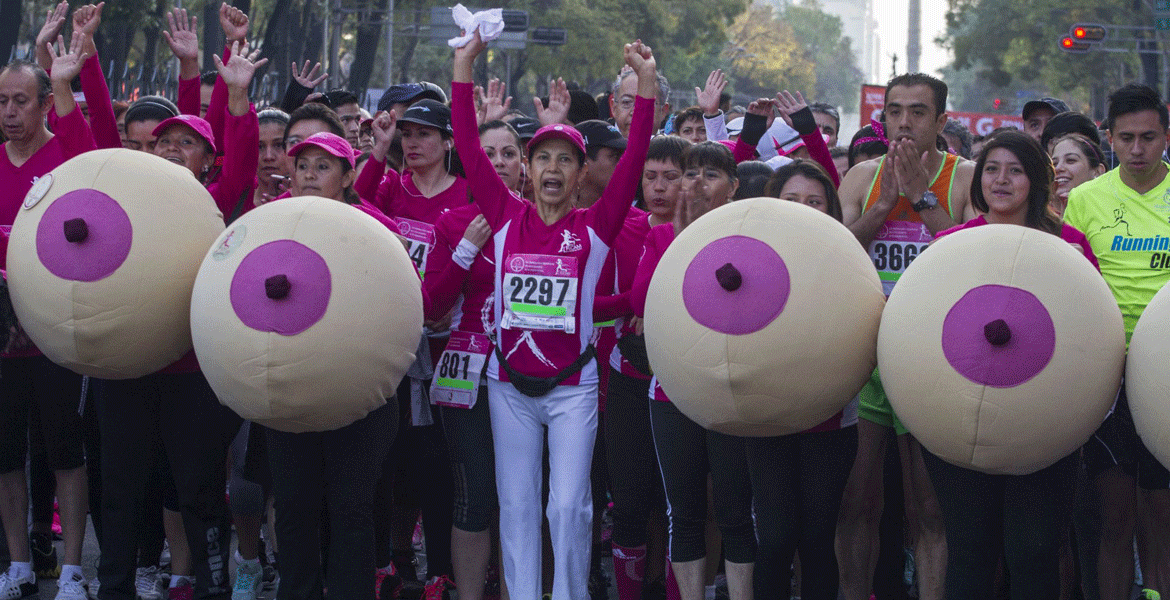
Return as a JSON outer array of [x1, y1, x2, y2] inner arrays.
[[616, 334, 652, 376], [494, 344, 597, 398]]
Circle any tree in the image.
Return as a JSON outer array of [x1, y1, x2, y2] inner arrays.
[[940, 0, 1142, 108], [780, 0, 862, 108], [724, 2, 816, 98]]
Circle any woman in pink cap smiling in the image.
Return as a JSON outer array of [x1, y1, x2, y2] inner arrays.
[[152, 40, 263, 222], [452, 31, 656, 600]]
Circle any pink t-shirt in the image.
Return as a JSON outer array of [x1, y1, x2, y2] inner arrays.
[[935, 215, 1100, 271], [425, 202, 497, 336], [452, 81, 653, 385]]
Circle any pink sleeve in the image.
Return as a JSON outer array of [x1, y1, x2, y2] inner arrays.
[[590, 94, 654, 245], [206, 45, 232, 149], [81, 53, 120, 150], [451, 81, 517, 230], [210, 106, 259, 218], [802, 130, 839, 188], [178, 76, 201, 116], [54, 106, 97, 158], [632, 227, 671, 318], [594, 292, 632, 322], [422, 216, 470, 322], [733, 138, 756, 164], [355, 159, 387, 210]]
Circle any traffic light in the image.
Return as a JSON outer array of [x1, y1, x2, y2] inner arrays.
[[1071, 23, 1107, 42], [1060, 36, 1092, 53]]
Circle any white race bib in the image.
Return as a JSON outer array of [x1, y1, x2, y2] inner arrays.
[[396, 218, 436, 278], [501, 254, 578, 334], [430, 330, 491, 409], [868, 221, 932, 296]]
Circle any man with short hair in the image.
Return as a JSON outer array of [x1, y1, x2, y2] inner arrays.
[[575, 119, 627, 208], [809, 102, 840, 147], [324, 88, 361, 148], [837, 72, 975, 600], [1064, 82, 1170, 600], [1022, 96, 1069, 142], [609, 67, 670, 137], [0, 53, 96, 600]]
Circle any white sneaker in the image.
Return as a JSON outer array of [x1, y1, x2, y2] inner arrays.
[[0, 570, 37, 599], [135, 566, 165, 600], [231, 561, 262, 600], [86, 578, 99, 600], [55, 572, 88, 600]]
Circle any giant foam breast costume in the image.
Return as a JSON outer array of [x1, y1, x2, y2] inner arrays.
[[6, 149, 224, 379], [644, 198, 885, 436], [1125, 282, 1170, 469], [190, 196, 422, 433], [879, 225, 1124, 475]]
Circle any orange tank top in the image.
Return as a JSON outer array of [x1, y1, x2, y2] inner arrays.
[[862, 153, 960, 296]]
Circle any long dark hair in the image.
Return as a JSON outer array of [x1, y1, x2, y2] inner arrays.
[[970, 131, 1061, 235], [764, 160, 843, 222]]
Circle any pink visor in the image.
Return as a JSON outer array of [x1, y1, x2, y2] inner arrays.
[[152, 115, 217, 154], [288, 132, 357, 169], [527, 124, 586, 157]]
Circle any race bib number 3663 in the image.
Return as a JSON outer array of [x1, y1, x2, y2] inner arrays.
[[868, 221, 931, 296], [501, 254, 578, 334]]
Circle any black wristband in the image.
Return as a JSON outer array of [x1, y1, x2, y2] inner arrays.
[[740, 112, 768, 147], [789, 107, 817, 136]]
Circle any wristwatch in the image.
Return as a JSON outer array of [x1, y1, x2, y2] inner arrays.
[[912, 191, 939, 212]]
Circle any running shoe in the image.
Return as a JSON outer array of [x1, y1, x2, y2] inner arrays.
[[136, 566, 165, 600], [87, 578, 99, 600], [54, 572, 88, 600], [375, 564, 403, 600], [1141, 591, 1162, 600], [231, 561, 262, 600], [0, 570, 37, 599], [422, 575, 455, 600], [31, 532, 60, 579], [167, 579, 194, 600]]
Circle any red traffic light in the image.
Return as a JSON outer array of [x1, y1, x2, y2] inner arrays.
[[1061, 37, 1091, 53], [1070, 24, 1106, 42]]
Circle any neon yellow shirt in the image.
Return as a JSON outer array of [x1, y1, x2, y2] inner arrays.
[[1064, 165, 1170, 345]]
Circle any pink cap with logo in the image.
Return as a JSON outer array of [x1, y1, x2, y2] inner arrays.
[[152, 115, 217, 154], [287, 132, 357, 169], [527, 123, 586, 157]]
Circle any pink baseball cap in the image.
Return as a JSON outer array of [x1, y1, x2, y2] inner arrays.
[[152, 114, 217, 154], [287, 132, 357, 169], [527, 123, 586, 158]]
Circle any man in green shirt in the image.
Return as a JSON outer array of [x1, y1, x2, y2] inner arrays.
[[1065, 83, 1170, 600]]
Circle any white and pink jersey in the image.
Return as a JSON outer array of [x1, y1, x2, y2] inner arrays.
[[607, 209, 653, 380], [451, 81, 653, 385]]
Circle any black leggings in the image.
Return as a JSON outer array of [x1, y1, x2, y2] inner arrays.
[[923, 450, 1077, 600], [97, 371, 241, 600], [604, 369, 664, 549], [267, 400, 396, 600], [649, 399, 755, 564], [746, 426, 857, 600]]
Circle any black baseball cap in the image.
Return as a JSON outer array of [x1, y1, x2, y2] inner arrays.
[[575, 120, 627, 150], [378, 83, 447, 113], [1022, 97, 1070, 121], [509, 117, 540, 142], [398, 99, 452, 133]]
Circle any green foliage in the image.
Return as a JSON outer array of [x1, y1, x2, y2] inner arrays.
[[940, 0, 1145, 107], [780, 0, 862, 108]]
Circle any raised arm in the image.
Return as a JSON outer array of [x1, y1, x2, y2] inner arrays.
[[590, 40, 657, 245], [280, 62, 327, 113], [73, 4, 119, 149], [775, 90, 839, 187], [210, 40, 264, 215], [452, 30, 520, 229], [47, 32, 96, 157], [164, 7, 203, 115], [697, 69, 728, 141], [33, 1, 69, 72]]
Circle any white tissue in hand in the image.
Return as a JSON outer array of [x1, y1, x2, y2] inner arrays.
[[448, 4, 506, 48]]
